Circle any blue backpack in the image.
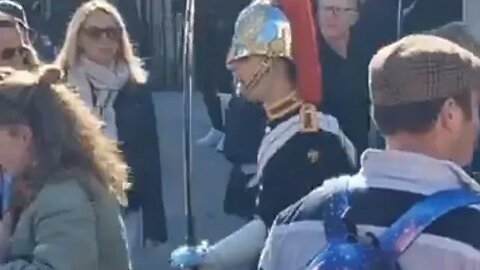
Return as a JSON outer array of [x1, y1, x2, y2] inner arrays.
[[304, 182, 480, 270]]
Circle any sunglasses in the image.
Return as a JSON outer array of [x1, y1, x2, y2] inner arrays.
[[320, 5, 357, 15], [0, 20, 16, 28], [82, 26, 122, 41], [1, 46, 27, 61]]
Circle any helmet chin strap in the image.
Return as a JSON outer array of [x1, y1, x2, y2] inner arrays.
[[245, 57, 273, 91]]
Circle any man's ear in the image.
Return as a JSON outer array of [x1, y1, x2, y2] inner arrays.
[[439, 98, 463, 132]]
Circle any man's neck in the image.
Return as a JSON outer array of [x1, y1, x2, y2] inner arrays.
[[263, 79, 296, 108], [324, 32, 350, 58], [263, 79, 301, 120], [385, 133, 450, 161]]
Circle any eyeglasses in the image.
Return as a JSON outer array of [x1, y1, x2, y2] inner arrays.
[[82, 26, 122, 41], [319, 5, 357, 15], [1, 46, 27, 61], [0, 19, 37, 43]]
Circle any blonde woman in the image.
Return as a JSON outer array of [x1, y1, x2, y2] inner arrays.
[[0, 66, 130, 270], [55, 0, 167, 247]]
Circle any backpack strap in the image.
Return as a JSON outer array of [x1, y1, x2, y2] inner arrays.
[[379, 188, 480, 259], [322, 178, 351, 242]]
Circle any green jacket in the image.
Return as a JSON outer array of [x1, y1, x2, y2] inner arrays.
[[3, 169, 130, 270]]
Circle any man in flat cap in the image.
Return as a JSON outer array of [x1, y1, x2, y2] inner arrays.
[[258, 34, 480, 270]]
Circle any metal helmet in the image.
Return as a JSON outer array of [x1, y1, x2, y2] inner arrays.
[[226, 1, 292, 66], [226, 0, 322, 106]]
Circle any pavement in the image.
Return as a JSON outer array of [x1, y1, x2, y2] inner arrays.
[[132, 91, 245, 270]]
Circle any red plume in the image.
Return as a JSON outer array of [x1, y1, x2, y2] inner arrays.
[[277, 0, 322, 104]]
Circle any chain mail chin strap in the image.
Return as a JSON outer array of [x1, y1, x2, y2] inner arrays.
[[245, 57, 273, 91]]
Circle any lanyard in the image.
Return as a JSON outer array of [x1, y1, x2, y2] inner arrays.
[[0, 170, 11, 214]]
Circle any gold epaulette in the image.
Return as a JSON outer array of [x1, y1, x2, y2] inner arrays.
[[299, 103, 318, 133]]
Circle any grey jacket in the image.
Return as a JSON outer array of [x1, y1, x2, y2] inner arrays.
[[260, 150, 480, 270], [2, 168, 130, 270]]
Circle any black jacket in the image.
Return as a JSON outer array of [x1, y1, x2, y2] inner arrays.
[[223, 96, 266, 164], [319, 36, 369, 156], [114, 82, 167, 243], [256, 109, 356, 226], [222, 96, 266, 219]]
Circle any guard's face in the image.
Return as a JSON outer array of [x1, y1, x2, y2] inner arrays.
[[229, 55, 272, 102], [79, 10, 121, 66], [0, 24, 27, 69], [317, 0, 359, 40]]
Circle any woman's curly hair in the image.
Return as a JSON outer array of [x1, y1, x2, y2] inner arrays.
[[0, 66, 129, 204]]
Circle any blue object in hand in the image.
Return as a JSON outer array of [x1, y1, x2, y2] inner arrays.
[[170, 240, 210, 269]]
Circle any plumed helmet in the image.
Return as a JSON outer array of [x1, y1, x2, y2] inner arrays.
[[226, 1, 293, 66]]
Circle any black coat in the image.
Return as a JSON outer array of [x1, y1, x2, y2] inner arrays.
[[114, 83, 167, 243], [223, 97, 266, 165], [319, 37, 370, 156], [222, 96, 266, 219], [256, 109, 356, 227]]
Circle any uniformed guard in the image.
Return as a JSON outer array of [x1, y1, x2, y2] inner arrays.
[[226, 0, 357, 227], [170, 0, 356, 268]]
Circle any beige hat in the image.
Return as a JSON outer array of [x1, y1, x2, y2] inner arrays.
[[369, 34, 480, 106]]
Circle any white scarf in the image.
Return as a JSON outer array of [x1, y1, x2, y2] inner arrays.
[[68, 57, 130, 139]]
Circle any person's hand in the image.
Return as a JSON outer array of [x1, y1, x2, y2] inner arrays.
[[170, 241, 215, 269], [0, 213, 13, 263]]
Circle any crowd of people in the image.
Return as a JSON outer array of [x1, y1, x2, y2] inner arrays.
[[213, 0, 464, 223], [178, 0, 480, 269], [0, 1, 167, 269], [0, 0, 478, 269]]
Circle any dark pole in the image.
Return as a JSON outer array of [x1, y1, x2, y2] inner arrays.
[[169, 0, 216, 270], [397, 0, 404, 38], [182, 0, 198, 252], [170, 0, 211, 268]]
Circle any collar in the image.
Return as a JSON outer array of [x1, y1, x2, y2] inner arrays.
[[264, 92, 302, 121], [358, 149, 480, 193], [320, 33, 352, 61]]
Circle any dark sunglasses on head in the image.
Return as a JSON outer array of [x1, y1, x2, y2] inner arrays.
[[0, 20, 16, 28], [1, 46, 27, 60], [0, 20, 37, 43], [82, 26, 122, 41]]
